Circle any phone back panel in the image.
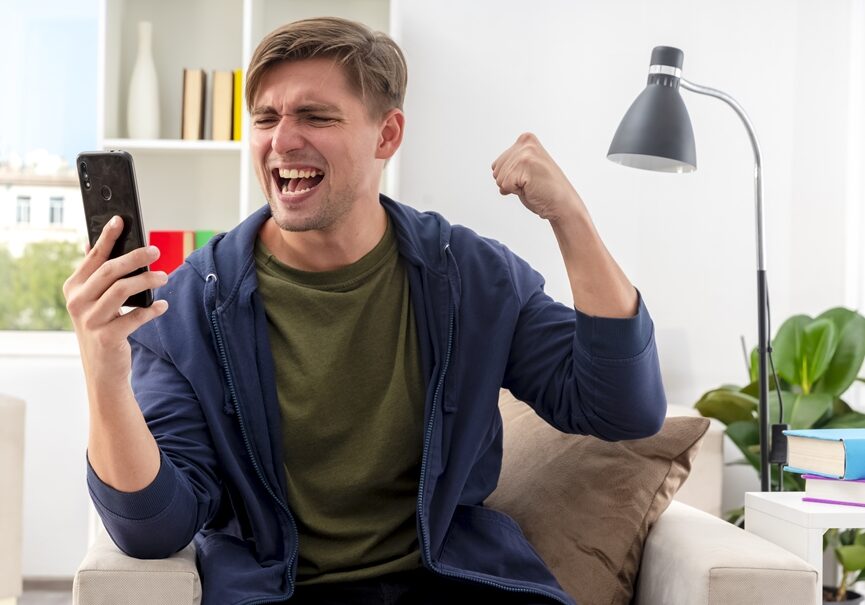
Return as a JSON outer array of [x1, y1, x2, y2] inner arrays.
[[78, 151, 146, 257], [77, 150, 152, 307]]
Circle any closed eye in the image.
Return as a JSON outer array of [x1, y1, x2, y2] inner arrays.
[[253, 116, 278, 127], [306, 116, 336, 124]]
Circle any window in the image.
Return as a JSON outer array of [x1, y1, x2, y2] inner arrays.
[[15, 196, 31, 224], [0, 1, 97, 331], [49, 196, 64, 224]]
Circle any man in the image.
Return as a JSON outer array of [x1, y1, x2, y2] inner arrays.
[[65, 16, 665, 605]]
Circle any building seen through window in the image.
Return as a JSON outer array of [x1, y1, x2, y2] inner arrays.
[[15, 196, 30, 224], [1, 2, 96, 331], [49, 196, 64, 225]]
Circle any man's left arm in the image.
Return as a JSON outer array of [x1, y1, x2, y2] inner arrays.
[[492, 132, 666, 439]]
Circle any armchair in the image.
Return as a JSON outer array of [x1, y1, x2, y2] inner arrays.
[[74, 395, 818, 605], [0, 394, 25, 605]]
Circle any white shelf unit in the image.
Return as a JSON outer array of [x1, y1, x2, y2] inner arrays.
[[98, 0, 392, 233]]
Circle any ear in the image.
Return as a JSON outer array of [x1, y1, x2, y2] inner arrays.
[[375, 108, 405, 160]]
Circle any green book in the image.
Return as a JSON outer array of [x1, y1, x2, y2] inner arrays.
[[195, 230, 216, 249]]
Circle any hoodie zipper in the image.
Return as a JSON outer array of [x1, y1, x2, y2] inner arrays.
[[209, 308, 298, 605], [415, 246, 568, 605]]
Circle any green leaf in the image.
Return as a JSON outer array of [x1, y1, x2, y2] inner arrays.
[[724, 506, 745, 527], [695, 389, 757, 425], [826, 528, 840, 551], [781, 471, 805, 491], [855, 532, 865, 548], [787, 393, 834, 429], [813, 309, 865, 397], [801, 318, 839, 388], [726, 420, 761, 471], [767, 390, 791, 424], [820, 412, 865, 429], [772, 315, 812, 386], [719, 383, 743, 392], [741, 378, 781, 398], [750, 347, 759, 383], [836, 544, 865, 572], [834, 398, 855, 417]]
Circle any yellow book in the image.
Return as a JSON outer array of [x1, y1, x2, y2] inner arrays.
[[233, 69, 243, 141]]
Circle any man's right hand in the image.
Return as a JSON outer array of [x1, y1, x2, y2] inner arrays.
[[64, 215, 167, 492], [64, 215, 169, 390]]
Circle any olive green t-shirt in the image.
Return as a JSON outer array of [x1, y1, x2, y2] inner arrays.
[[254, 218, 425, 585]]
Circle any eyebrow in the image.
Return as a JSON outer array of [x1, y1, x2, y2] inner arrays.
[[252, 103, 342, 116]]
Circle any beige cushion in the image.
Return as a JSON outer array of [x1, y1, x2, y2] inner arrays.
[[487, 390, 709, 605], [0, 394, 25, 600]]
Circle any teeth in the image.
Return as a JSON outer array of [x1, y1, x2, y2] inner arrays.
[[278, 168, 322, 179], [280, 181, 315, 196]]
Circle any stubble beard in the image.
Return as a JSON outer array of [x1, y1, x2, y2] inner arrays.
[[267, 181, 355, 233]]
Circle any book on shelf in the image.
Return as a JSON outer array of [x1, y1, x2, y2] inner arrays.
[[802, 473, 865, 507], [233, 69, 243, 141], [211, 70, 234, 141], [149, 230, 217, 274], [783, 428, 865, 480], [181, 68, 207, 140], [194, 230, 217, 250]]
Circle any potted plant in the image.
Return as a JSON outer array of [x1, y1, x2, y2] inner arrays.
[[823, 529, 865, 603], [694, 307, 865, 602]]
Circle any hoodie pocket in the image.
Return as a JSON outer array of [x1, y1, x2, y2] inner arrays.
[[438, 504, 563, 589]]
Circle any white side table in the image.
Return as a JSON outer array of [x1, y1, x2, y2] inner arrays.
[[745, 491, 865, 594]]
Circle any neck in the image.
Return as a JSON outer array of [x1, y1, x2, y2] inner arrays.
[[261, 200, 388, 272]]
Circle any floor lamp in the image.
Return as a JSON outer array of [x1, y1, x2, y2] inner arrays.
[[607, 45, 773, 491]]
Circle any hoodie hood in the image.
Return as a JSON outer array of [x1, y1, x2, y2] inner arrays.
[[184, 194, 453, 306]]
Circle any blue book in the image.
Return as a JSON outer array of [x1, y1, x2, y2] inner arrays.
[[783, 429, 865, 480]]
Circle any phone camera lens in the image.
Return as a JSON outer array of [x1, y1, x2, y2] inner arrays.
[[80, 162, 87, 172], [100, 185, 112, 200], [84, 181, 91, 189]]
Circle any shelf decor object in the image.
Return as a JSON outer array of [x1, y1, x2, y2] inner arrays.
[[607, 46, 774, 491], [127, 21, 161, 139]]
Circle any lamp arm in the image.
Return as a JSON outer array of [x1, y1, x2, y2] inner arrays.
[[680, 77, 773, 491], [680, 78, 765, 271]]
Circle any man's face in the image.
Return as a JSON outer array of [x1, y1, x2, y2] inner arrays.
[[251, 57, 386, 233]]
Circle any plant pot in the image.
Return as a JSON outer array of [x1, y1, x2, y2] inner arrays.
[[824, 586, 864, 604]]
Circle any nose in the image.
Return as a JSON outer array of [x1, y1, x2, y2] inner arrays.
[[271, 116, 305, 154]]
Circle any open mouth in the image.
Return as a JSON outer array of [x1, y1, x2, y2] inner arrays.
[[272, 167, 325, 197]]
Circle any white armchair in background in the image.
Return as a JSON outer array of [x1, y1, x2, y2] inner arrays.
[[0, 394, 25, 605]]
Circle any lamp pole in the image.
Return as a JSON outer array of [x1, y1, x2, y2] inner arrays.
[[677, 78, 771, 491], [608, 48, 772, 491]]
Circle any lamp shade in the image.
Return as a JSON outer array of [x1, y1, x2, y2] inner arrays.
[[607, 46, 696, 173]]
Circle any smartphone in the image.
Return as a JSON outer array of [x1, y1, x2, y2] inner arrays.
[[77, 150, 153, 308]]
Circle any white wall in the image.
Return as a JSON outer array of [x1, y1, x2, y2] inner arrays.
[[393, 0, 864, 506]]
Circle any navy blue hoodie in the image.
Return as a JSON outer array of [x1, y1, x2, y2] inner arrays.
[[87, 196, 667, 605]]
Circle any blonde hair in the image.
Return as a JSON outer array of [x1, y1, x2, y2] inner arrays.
[[246, 16, 408, 120]]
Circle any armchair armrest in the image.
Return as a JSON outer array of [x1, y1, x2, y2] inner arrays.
[[634, 500, 819, 605], [73, 529, 201, 605]]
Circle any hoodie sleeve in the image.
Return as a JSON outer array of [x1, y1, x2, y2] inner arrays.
[[500, 247, 667, 441], [86, 320, 222, 558]]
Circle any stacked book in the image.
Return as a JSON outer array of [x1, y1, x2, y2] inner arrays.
[[784, 428, 865, 507], [149, 230, 217, 274], [181, 68, 243, 141]]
